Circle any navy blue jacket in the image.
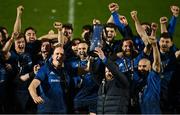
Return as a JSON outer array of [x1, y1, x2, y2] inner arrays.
[[93, 57, 129, 114]]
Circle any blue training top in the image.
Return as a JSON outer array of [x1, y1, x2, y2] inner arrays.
[[137, 70, 161, 114], [35, 61, 70, 114]]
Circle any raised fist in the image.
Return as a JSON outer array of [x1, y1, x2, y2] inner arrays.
[[160, 17, 168, 24], [151, 22, 158, 31], [53, 22, 63, 30], [148, 36, 157, 45], [171, 5, 179, 17], [93, 19, 101, 25], [17, 5, 24, 14], [11, 32, 19, 39], [130, 11, 138, 21], [108, 3, 119, 13]]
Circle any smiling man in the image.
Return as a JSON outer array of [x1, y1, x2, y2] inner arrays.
[[2, 32, 34, 113], [28, 44, 71, 114]]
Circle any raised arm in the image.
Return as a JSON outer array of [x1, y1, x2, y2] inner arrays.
[[108, 3, 134, 38], [168, 5, 179, 37], [151, 22, 158, 37], [94, 47, 129, 87], [107, 15, 114, 23], [130, 11, 149, 46], [38, 31, 58, 40], [160, 16, 168, 33], [108, 3, 126, 29], [149, 36, 161, 73], [13, 5, 24, 33], [54, 22, 63, 44], [2, 32, 19, 60]]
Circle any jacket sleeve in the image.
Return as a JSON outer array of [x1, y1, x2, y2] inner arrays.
[[112, 11, 125, 30], [167, 16, 177, 38], [90, 58, 105, 85], [112, 11, 134, 38], [103, 57, 129, 88]]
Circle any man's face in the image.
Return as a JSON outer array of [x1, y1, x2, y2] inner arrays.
[[105, 67, 113, 80], [25, 29, 37, 43], [77, 43, 88, 58], [105, 27, 116, 42], [2, 29, 8, 39], [41, 41, 51, 59], [0, 32, 5, 49], [159, 37, 172, 53], [52, 47, 64, 68], [15, 37, 26, 54], [71, 40, 80, 56], [62, 28, 72, 40], [0, 32, 3, 45], [138, 59, 151, 76], [122, 40, 133, 56]]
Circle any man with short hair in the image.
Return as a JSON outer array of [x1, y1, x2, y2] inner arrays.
[[102, 23, 121, 57], [68, 41, 98, 115], [2, 32, 34, 113], [28, 44, 70, 114], [158, 32, 177, 113], [132, 35, 161, 114]]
